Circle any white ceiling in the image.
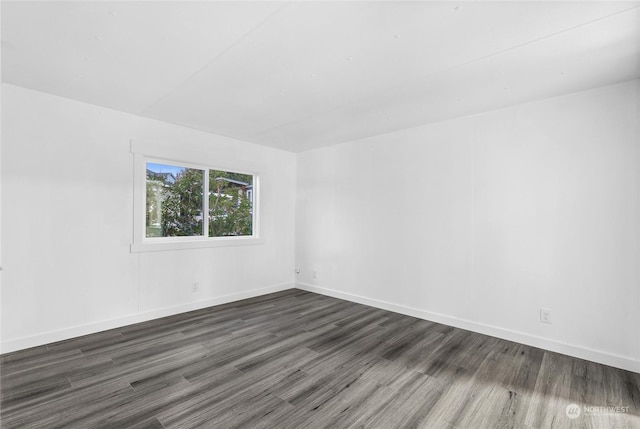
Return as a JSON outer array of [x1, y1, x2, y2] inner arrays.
[[2, 1, 639, 152]]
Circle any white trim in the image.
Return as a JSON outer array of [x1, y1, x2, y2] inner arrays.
[[131, 151, 262, 252], [133, 151, 146, 244], [130, 236, 264, 252], [296, 283, 640, 373], [203, 163, 210, 238], [130, 139, 266, 174], [0, 283, 293, 355]]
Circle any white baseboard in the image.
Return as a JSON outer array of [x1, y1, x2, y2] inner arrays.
[[296, 282, 640, 373], [0, 283, 293, 355]]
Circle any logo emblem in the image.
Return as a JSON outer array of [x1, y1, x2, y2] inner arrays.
[[566, 403, 581, 419]]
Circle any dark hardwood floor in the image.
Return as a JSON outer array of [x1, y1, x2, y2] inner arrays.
[[1, 289, 638, 428]]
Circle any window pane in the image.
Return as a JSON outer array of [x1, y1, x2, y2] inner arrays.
[[146, 162, 204, 237], [209, 170, 253, 237]]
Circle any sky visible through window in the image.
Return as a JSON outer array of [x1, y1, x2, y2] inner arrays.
[[147, 162, 185, 176]]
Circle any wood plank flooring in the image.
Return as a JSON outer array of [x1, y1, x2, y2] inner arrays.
[[1, 289, 639, 428]]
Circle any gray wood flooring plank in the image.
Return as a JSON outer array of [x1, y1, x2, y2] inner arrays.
[[1, 289, 638, 428]]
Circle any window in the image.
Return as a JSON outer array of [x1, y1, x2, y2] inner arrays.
[[146, 163, 204, 237], [132, 154, 261, 252], [208, 171, 254, 238]]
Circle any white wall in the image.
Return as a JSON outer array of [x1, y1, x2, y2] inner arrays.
[[1, 83, 296, 353], [296, 80, 640, 372], [3, 80, 638, 373]]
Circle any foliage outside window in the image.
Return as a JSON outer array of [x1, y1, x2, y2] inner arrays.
[[209, 172, 253, 237], [145, 162, 254, 239]]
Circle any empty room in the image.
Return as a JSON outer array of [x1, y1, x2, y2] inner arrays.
[[1, 1, 639, 428]]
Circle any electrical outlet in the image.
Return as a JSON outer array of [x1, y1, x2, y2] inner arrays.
[[540, 308, 552, 324], [295, 268, 300, 274], [312, 270, 318, 279], [192, 282, 200, 293]]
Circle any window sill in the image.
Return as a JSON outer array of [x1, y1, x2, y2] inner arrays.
[[130, 236, 264, 252]]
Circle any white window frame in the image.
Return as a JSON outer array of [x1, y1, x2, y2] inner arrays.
[[131, 152, 262, 252]]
